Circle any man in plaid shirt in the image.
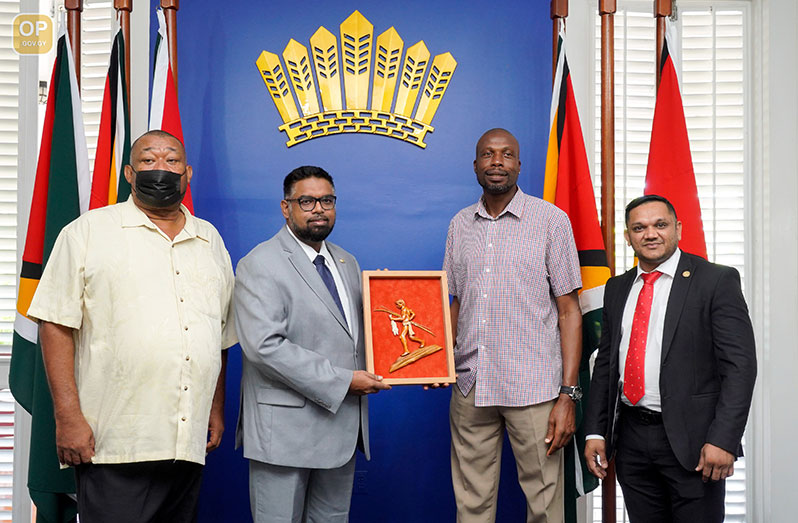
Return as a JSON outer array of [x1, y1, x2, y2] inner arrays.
[[443, 128, 583, 523]]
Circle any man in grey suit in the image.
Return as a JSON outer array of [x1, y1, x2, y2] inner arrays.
[[235, 165, 390, 523]]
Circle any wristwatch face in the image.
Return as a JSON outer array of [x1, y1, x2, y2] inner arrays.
[[561, 386, 583, 401]]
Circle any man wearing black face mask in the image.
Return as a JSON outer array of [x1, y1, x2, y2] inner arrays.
[[28, 130, 236, 522]]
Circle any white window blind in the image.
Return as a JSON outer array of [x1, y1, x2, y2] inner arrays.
[[80, 1, 114, 167], [0, 0, 20, 355], [0, 390, 13, 523], [5, 3, 115, 522], [591, 3, 748, 522]]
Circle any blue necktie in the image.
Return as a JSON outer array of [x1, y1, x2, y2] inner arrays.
[[313, 255, 346, 318]]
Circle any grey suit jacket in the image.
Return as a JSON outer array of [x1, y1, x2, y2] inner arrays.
[[234, 225, 369, 468]]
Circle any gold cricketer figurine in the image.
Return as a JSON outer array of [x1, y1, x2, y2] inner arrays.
[[374, 299, 443, 373]]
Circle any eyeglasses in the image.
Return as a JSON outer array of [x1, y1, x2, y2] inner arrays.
[[285, 195, 337, 211]]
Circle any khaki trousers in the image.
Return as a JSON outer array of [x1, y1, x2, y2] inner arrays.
[[450, 387, 564, 523]]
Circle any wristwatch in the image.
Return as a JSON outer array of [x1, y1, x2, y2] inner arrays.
[[559, 385, 583, 402]]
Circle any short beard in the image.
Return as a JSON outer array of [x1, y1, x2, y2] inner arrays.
[[290, 217, 333, 243], [479, 180, 514, 195]]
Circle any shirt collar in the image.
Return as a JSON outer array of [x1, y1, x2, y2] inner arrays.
[[635, 248, 681, 281], [474, 186, 525, 220], [119, 196, 205, 242], [284, 224, 334, 265]]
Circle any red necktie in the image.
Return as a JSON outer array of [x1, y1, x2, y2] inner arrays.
[[623, 271, 663, 405]]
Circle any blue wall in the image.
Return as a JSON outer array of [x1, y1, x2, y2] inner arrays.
[[163, 1, 553, 520]]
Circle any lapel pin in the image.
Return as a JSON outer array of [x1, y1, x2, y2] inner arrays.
[[682, 270, 691, 278], [339, 258, 345, 263]]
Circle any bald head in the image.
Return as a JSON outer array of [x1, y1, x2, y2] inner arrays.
[[130, 130, 184, 163], [475, 128, 519, 158]]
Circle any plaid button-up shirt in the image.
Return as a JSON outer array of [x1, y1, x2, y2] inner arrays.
[[443, 188, 581, 407]]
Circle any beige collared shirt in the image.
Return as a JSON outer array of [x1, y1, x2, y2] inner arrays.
[[28, 198, 236, 465]]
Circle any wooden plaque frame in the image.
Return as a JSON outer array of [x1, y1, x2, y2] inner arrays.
[[362, 270, 456, 385]]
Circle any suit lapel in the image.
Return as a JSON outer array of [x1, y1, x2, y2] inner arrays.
[[279, 228, 352, 338], [611, 269, 637, 362], [661, 253, 695, 363]]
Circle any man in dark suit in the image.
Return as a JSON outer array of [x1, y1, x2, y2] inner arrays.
[[584, 194, 756, 522]]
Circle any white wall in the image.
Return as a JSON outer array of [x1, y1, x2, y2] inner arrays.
[[753, 0, 798, 520]]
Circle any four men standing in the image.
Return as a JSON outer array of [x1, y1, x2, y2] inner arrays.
[[29, 131, 756, 521]]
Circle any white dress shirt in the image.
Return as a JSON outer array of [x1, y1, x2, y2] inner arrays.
[[586, 249, 681, 442], [618, 249, 681, 411], [285, 225, 353, 332]]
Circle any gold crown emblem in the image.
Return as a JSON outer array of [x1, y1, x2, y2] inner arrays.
[[256, 10, 457, 149]]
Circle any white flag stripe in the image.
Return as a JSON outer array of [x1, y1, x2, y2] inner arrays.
[[62, 17, 90, 215], [149, 8, 169, 131]]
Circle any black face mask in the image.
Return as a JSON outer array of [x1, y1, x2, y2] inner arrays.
[[132, 168, 185, 208]]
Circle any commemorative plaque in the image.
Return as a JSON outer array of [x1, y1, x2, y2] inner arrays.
[[362, 270, 456, 385]]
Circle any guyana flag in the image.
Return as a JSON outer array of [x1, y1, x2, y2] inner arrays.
[[645, 18, 707, 259], [9, 19, 90, 523], [149, 7, 193, 213], [543, 30, 611, 523], [90, 28, 131, 209]]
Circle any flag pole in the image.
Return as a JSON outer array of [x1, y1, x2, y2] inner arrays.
[[655, 0, 672, 89], [550, 0, 568, 84], [114, 0, 132, 110], [599, 1, 617, 521], [160, 0, 179, 95], [65, 0, 83, 89], [599, 0, 616, 280]]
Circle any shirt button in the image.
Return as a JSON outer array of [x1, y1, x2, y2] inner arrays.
[[485, 268, 491, 273], [184, 326, 189, 331], [185, 355, 190, 361], [181, 417, 186, 422], [488, 243, 493, 248], [176, 270, 180, 275], [184, 386, 188, 391], [180, 297, 184, 303], [483, 294, 487, 298], [482, 319, 486, 324]]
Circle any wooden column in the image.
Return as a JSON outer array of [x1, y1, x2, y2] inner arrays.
[[161, 0, 179, 94], [599, 2, 617, 522], [655, 0, 672, 89], [114, 0, 132, 109], [600, 0, 616, 279], [551, 0, 568, 82], [65, 0, 83, 88]]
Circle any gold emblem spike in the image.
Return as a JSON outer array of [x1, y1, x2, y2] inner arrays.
[[395, 41, 430, 117], [415, 52, 458, 124], [310, 27, 343, 111], [255, 10, 457, 148], [340, 10, 373, 109], [256, 51, 299, 122], [682, 270, 691, 278], [283, 39, 320, 116], [372, 27, 403, 111]]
